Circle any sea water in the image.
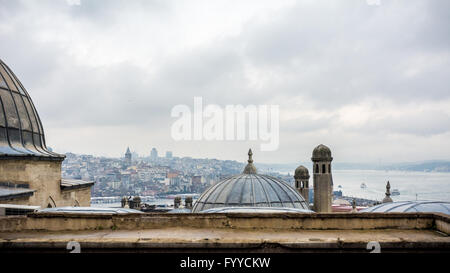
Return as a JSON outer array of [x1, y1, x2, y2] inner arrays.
[[332, 170, 450, 202]]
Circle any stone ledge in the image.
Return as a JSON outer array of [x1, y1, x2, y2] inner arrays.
[[1, 228, 449, 253], [0, 212, 448, 235]]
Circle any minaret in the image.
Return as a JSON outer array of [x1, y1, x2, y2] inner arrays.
[[382, 181, 393, 203], [294, 165, 310, 206], [125, 147, 132, 167], [311, 144, 333, 213]]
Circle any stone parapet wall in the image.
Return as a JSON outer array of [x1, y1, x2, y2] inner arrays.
[[0, 212, 448, 234], [435, 213, 450, 234]]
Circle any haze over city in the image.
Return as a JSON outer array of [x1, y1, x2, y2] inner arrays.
[[1, 0, 449, 164]]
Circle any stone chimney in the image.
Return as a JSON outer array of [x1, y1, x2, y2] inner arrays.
[[312, 144, 333, 212], [174, 196, 181, 208], [185, 197, 193, 209], [294, 165, 310, 206]]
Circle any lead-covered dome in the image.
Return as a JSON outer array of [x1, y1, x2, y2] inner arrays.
[[312, 144, 332, 161], [360, 201, 450, 215], [192, 149, 311, 213], [0, 59, 63, 160]]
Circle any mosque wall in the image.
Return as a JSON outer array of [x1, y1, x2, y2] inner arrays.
[[0, 159, 90, 208], [60, 187, 91, 207]]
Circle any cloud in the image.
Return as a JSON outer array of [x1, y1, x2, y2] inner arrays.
[[0, 0, 449, 163], [66, 0, 81, 6]]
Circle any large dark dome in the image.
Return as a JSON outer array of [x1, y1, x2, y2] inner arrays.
[[0, 59, 63, 160], [192, 150, 311, 213]]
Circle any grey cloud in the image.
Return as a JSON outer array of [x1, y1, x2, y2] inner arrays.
[[238, 0, 450, 108], [370, 111, 450, 137], [417, 1, 450, 51], [149, 44, 273, 107], [0, 0, 26, 16], [66, 0, 171, 25], [1, 0, 449, 162], [281, 115, 336, 134], [340, 109, 450, 137], [38, 62, 170, 127]]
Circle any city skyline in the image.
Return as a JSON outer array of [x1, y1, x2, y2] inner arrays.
[[1, 0, 449, 164]]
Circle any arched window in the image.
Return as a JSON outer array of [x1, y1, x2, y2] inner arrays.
[[322, 164, 326, 174], [47, 196, 56, 208], [328, 164, 331, 173], [315, 164, 319, 173]]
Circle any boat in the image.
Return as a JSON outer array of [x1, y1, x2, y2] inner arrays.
[[360, 183, 367, 189], [392, 189, 400, 196]]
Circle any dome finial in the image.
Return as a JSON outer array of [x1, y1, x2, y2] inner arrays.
[[351, 199, 357, 212], [382, 181, 393, 203], [248, 149, 253, 163], [243, 148, 257, 174]]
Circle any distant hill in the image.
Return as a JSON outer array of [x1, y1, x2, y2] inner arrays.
[[257, 161, 450, 173], [375, 160, 450, 172]]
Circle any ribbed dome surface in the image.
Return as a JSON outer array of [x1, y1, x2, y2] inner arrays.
[[192, 173, 310, 212], [360, 201, 450, 215], [0, 59, 63, 160]]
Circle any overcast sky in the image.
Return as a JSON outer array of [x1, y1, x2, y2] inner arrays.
[[1, 0, 449, 164]]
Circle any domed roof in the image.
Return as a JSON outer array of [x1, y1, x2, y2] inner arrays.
[[312, 144, 332, 161], [192, 150, 311, 213], [294, 165, 309, 179], [200, 207, 312, 213], [360, 200, 450, 215], [0, 59, 63, 160]]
